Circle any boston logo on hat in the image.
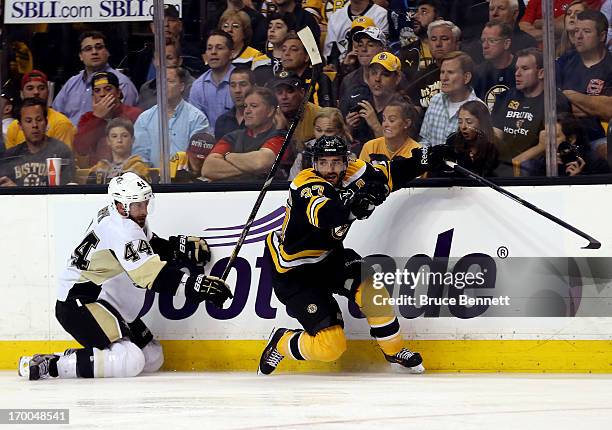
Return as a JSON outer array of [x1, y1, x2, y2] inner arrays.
[[369, 52, 401, 73]]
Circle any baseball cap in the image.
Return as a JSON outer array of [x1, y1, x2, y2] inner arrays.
[[351, 16, 376, 30], [187, 132, 215, 160], [164, 4, 180, 19], [21, 70, 48, 89], [269, 71, 304, 90], [353, 26, 387, 46], [91, 71, 120, 89], [369, 52, 402, 72]]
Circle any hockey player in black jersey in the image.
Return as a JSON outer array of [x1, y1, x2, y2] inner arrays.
[[19, 172, 233, 381], [259, 135, 448, 375]]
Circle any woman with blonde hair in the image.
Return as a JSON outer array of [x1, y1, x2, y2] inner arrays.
[[289, 107, 353, 179], [219, 9, 269, 70]]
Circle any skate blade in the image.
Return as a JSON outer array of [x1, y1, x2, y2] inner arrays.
[[18, 356, 31, 378], [390, 362, 426, 374]]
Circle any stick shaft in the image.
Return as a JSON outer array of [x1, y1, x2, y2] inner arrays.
[[221, 76, 318, 280]]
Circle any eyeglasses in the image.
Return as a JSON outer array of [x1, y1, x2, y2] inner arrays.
[[222, 23, 242, 31], [81, 43, 106, 53], [480, 37, 506, 45]]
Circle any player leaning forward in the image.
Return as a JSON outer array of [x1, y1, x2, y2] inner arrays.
[[19, 172, 232, 380], [259, 136, 447, 375]]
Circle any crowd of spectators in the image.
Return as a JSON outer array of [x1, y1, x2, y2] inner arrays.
[[2, 0, 612, 187]]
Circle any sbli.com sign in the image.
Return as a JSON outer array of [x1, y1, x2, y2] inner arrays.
[[4, 0, 181, 24]]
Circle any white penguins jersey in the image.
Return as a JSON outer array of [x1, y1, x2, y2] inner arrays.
[[57, 204, 166, 322], [323, 2, 389, 59]]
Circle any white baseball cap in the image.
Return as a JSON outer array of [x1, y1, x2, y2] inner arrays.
[[353, 26, 387, 47]]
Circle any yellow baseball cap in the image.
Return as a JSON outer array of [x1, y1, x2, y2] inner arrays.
[[369, 52, 402, 72], [351, 15, 376, 30]]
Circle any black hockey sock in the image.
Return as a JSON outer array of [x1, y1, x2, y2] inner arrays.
[[76, 348, 94, 378], [48, 356, 60, 378]]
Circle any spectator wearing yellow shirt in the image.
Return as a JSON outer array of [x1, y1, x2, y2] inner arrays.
[[359, 98, 420, 164], [5, 70, 75, 149], [87, 117, 149, 184]]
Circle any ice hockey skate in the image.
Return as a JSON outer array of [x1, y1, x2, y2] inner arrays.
[[384, 348, 425, 374], [258, 328, 290, 375], [18, 354, 58, 381]]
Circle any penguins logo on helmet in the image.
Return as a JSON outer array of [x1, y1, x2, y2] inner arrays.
[[108, 172, 154, 218]]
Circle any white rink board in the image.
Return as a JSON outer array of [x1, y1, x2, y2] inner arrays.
[[1, 184, 611, 342]]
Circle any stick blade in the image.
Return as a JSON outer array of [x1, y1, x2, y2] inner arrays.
[[582, 240, 601, 250], [297, 27, 322, 66]]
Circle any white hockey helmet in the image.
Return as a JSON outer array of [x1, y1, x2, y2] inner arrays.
[[108, 172, 153, 216]]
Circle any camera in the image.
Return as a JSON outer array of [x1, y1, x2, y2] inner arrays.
[[345, 85, 372, 115], [557, 141, 581, 165]]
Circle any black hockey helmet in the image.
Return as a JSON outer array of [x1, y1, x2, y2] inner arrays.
[[310, 135, 349, 160], [310, 135, 349, 182]]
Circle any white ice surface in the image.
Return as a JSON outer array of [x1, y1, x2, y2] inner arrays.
[[2, 371, 612, 429]]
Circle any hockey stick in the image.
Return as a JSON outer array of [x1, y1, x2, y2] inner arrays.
[[446, 161, 601, 249], [220, 27, 323, 281]]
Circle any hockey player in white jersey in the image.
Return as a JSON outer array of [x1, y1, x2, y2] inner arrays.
[[323, 1, 389, 63], [19, 172, 233, 380]]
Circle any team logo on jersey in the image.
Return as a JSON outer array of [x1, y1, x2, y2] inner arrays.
[[485, 85, 509, 110], [587, 79, 605, 95], [355, 179, 365, 189], [332, 223, 350, 240], [507, 100, 520, 110], [279, 70, 289, 78], [516, 119, 525, 129], [307, 304, 318, 314]]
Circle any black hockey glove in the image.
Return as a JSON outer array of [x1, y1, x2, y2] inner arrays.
[[169, 235, 211, 267], [356, 181, 390, 206], [411, 144, 457, 173], [350, 195, 376, 220], [184, 274, 233, 308]]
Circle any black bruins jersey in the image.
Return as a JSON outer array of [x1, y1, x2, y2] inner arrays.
[[266, 156, 424, 273]]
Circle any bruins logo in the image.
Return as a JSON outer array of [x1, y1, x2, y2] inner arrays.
[[279, 70, 289, 78], [307, 304, 318, 314], [485, 85, 509, 110], [332, 223, 350, 240], [377, 53, 388, 60]]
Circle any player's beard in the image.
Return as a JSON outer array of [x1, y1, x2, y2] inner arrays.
[[324, 173, 340, 187]]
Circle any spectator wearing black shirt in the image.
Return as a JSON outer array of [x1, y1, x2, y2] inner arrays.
[[346, 52, 404, 150], [339, 26, 387, 106], [280, 34, 335, 107], [462, 0, 534, 64], [473, 21, 517, 110], [398, 0, 443, 81], [215, 68, 254, 141], [272, 0, 321, 44], [533, 113, 611, 176], [556, 10, 612, 144], [492, 48, 571, 176]]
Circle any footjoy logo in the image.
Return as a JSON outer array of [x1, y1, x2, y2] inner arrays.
[[139, 225, 497, 321]]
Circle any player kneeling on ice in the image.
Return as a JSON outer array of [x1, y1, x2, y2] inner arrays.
[[259, 135, 451, 375], [19, 172, 232, 381]]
